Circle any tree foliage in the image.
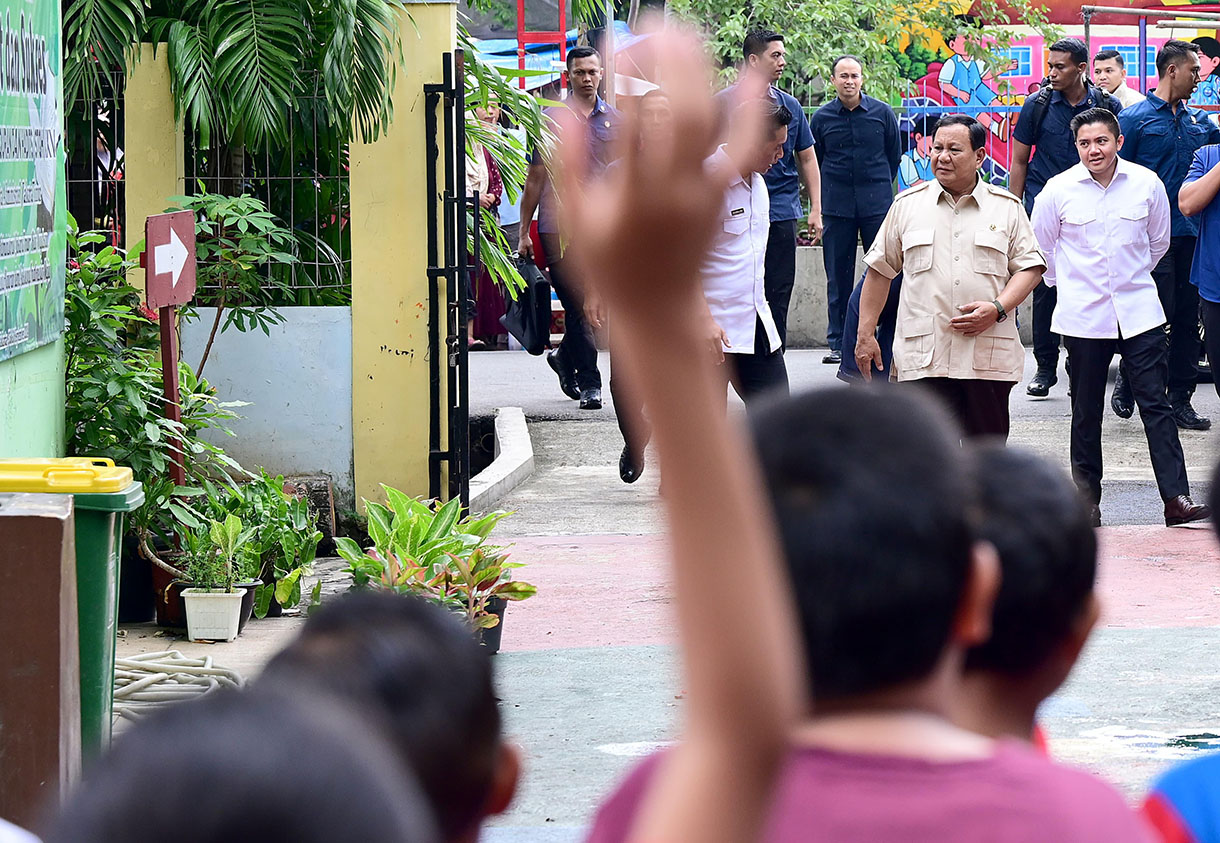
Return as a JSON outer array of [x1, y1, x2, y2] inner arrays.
[[667, 0, 1062, 104]]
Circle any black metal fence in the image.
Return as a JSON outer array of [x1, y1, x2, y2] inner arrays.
[[182, 90, 352, 306], [65, 72, 125, 245]]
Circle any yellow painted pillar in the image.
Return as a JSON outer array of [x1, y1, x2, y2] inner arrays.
[[124, 45, 184, 292], [350, 1, 456, 506]]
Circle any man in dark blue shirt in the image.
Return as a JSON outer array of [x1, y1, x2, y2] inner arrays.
[[1119, 39, 1220, 430], [1180, 144, 1220, 406], [518, 46, 619, 411], [1010, 37, 1121, 398], [717, 29, 822, 374], [810, 55, 900, 365]]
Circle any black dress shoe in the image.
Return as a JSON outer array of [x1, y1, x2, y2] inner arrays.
[[579, 388, 602, 410], [822, 350, 842, 364], [1165, 495, 1212, 526], [619, 444, 644, 484], [1172, 401, 1211, 431], [547, 350, 579, 400], [1110, 371, 1134, 419], [1088, 505, 1102, 528], [1026, 370, 1057, 398]]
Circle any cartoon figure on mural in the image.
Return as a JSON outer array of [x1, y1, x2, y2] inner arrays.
[[897, 115, 936, 190], [1190, 36, 1220, 108], [937, 15, 1017, 141]]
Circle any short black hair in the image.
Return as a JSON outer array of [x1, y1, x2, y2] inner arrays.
[[765, 100, 792, 131], [1094, 48, 1124, 69], [1049, 37, 1088, 66], [934, 113, 987, 151], [1157, 39, 1200, 77], [260, 592, 500, 840], [1070, 106, 1120, 140], [964, 446, 1097, 676], [47, 690, 436, 843], [1194, 36, 1220, 60], [832, 55, 863, 75], [566, 45, 601, 72], [750, 387, 975, 702], [743, 29, 783, 60], [910, 114, 937, 138]]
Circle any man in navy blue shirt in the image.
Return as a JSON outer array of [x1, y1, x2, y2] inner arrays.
[[810, 55, 901, 365], [518, 46, 619, 411], [718, 30, 822, 375], [1010, 37, 1122, 399], [1120, 39, 1220, 431], [1180, 143, 1220, 404]]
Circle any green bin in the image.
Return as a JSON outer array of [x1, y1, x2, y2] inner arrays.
[[0, 458, 145, 759]]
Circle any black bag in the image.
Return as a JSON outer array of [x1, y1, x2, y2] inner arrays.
[[500, 256, 552, 355]]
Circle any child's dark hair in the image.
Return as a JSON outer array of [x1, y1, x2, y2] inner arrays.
[[260, 591, 501, 840], [750, 387, 975, 702], [965, 445, 1097, 675], [45, 689, 436, 843]]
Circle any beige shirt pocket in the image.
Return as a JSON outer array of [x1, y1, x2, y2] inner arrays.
[[974, 230, 1009, 277], [972, 327, 1022, 374], [897, 313, 936, 371], [901, 229, 935, 274]]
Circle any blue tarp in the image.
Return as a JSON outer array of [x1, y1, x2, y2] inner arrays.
[[472, 21, 642, 90]]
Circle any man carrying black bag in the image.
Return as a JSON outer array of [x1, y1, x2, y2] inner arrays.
[[501, 256, 552, 356]]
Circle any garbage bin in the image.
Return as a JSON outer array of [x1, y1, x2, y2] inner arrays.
[[0, 458, 145, 760]]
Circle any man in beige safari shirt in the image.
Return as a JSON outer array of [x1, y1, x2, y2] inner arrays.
[[856, 114, 1046, 440]]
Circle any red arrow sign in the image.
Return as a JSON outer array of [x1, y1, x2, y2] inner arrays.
[[145, 211, 197, 309]]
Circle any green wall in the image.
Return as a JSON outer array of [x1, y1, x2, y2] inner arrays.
[[0, 339, 65, 457]]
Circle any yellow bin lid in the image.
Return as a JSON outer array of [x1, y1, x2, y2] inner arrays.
[[0, 458, 135, 494]]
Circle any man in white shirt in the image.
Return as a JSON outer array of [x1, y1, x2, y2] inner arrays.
[[1031, 107, 1210, 527], [701, 100, 790, 405]]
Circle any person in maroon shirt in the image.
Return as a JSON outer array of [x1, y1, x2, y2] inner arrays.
[[588, 388, 1149, 843]]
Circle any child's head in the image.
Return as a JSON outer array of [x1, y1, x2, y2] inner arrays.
[[964, 445, 1098, 697], [260, 591, 517, 842], [911, 116, 937, 157], [47, 689, 436, 843], [749, 387, 997, 707]]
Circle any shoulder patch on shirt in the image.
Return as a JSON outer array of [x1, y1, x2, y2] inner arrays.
[[894, 181, 935, 201], [983, 182, 1021, 202]]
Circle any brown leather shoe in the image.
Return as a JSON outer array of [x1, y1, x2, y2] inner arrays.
[[1165, 495, 1212, 527]]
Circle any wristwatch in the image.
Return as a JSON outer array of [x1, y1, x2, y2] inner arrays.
[[992, 299, 1008, 322]]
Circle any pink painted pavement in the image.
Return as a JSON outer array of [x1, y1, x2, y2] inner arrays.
[[500, 526, 1220, 653]]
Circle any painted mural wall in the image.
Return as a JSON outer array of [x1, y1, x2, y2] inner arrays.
[[893, 21, 1220, 192]]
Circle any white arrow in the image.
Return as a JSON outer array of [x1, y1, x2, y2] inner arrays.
[[155, 228, 188, 287]]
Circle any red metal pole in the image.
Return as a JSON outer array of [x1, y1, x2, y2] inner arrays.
[[159, 305, 186, 488]]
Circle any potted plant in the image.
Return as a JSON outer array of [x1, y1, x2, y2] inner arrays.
[[181, 515, 252, 642], [336, 487, 536, 652]]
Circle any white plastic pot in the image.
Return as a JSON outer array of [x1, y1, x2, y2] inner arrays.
[[182, 588, 244, 642]]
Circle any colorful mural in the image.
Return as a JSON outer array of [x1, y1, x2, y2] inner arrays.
[[893, 20, 1220, 192]]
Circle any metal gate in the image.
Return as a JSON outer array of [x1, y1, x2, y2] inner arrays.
[[425, 50, 476, 506]]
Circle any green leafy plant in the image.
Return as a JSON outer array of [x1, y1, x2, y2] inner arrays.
[[63, 217, 247, 578], [181, 514, 254, 593], [194, 471, 324, 618], [335, 487, 536, 630]]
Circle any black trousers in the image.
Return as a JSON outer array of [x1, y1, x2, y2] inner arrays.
[[608, 329, 650, 459], [1155, 236, 1200, 403], [1064, 328, 1188, 504], [719, 318, 789, 409], [764, 219, 798, 349], [822, 213, 887, 352], [1032, 281, 1060, 374], [913, 378, 1014, 441], [1203, 298, 1220, 401], [837, 271, 903, 384], [541, 233, 601, 391]]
